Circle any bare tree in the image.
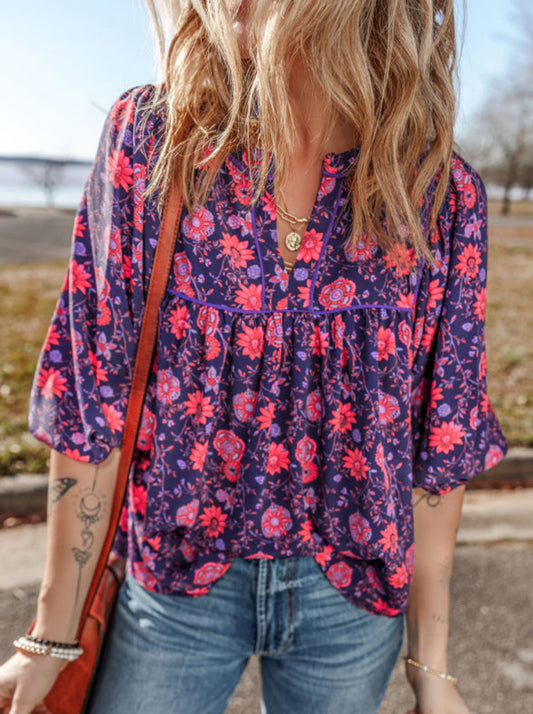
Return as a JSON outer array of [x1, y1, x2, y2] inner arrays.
[[460, 0, 533, 214], [21, 159, 68, 207]]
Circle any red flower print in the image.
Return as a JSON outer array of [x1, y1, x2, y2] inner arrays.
[[183, 206, 215, 242], [102, 402, 124, 433], [456, 244, 482, 280], [261, 190, 276, 220], [169, 304, 191, 340], [64, 447, 90, 462], [326, 562, 352, 588], [223, 461, 242, 482], [305, 390, 324, 421], [295, 435, 317, 465], [96, 295, 112, 327], [89, 352, 108, 384], [205, 334, 222, 361], [199, 505, 228, 538], [236, 324, 264, 359], [349, 512, 372, 543], [213, 429, 245, 464], [266, 442, 291, 475], [157, 369, 181, 406], [132, 563, 158, 591], [397, 291, 415, 312], [300, 229, 324, 263], [474, 288, 486, 320], [427, 279, 445, 310], [480, 349, 487, 379], [130, 483, 147, 517], [301, 462, 318, 483], [220, 233, 254, 268], [234, 175, 252, 205], [429, 385, 444, 410], [329, 402, 356, 434], [257, 402, 275, 431], [463, 180, 477, 209], [398, 320, 412, 346], [315, 544, 334, 566], [298, 519, 314, 543], [378, 522, 398, 553], [37, 368, 68, 400], [70, 262, 92, 294], [344, 236, 374, 262], [318, 278, 356, 310], [261, 505, 292, 538], [389, 563, 409, 589], [342, 447, 370, 480], [384, 244, 416, 275], [107, 148, 134, 191], [377, 393, 400, 426], [235, 282, 262, 310], [332, 313, 346, 349], [485, 444, 505, 469], [310, 324, 330, 357], [45, 324, 61, 347], [265, 314, 284, 349], [137, 407, 156, 451], [193, 561, 231, 586], [74, 214, 86, 238], [183, 390, 215, 424], [377, 326, 396, 361], [173, 252, 193, 294], [405, 543, 415, 576], [175, 500, 200, 529], [428, 421, 466, 454], [190, 440, 208, 471], [233, 389, 258, 423], [297, 279, 313, 308]]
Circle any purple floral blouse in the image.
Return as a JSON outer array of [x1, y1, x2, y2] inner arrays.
[[29, 85, 508, 616]]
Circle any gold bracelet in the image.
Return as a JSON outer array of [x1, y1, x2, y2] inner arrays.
[[404, 657, 457, 685]]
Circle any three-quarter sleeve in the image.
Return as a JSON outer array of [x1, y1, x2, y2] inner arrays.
[[29, 85, 153, 463], [409, 155, 508, 494]]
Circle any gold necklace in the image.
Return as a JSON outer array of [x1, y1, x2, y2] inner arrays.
[[276, 190, 310, 252]]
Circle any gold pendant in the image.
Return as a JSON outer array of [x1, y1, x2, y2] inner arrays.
[[285, 231, 302, 252]]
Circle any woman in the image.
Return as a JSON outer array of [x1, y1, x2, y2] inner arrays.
[[0, 1, 508, 713]]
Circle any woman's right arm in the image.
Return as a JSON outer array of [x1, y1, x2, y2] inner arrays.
[[0, 447, 119, 714]]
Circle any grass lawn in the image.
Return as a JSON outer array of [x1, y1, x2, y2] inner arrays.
[[0, 204, 531, 476]]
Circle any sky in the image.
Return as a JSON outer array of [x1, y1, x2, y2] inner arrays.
[[0, 0, 522, 161]]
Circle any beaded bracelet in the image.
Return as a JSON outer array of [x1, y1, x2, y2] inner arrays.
[[404, 657, 458, 685], [14, 635, 84, 662]]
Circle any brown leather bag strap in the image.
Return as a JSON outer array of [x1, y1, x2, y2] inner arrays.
[[76, 183, 183, 636]]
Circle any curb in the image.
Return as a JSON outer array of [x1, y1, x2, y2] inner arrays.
[[0, 448, 532, 520]]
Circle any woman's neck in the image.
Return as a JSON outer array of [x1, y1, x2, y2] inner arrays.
[[288, 56, 356, 161]]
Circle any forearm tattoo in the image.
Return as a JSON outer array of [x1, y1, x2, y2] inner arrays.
[[413, 492, 443, 509], [72, 466, 106, 604], [432, 612, 450, 627], [48, 476, 77, 516]]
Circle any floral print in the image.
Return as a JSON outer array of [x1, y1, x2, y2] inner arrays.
[[29, 85, 508, 616]]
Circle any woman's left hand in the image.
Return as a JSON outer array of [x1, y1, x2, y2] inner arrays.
[[406, 663, 471, 714]]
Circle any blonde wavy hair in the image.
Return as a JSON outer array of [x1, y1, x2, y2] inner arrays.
[[143, 0, 458, 266]]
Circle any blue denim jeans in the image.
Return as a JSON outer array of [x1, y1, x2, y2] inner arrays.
[[87, 556, 403, 714]]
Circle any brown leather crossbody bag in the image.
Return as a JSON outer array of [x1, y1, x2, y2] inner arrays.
[[28, 184, 183, 714]]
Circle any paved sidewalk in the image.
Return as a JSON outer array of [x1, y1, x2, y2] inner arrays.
[[1, 489, 532, 713]]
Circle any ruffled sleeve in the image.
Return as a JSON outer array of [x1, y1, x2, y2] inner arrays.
[[409, 155, 508, 494], [28, 85, 156, 463]]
